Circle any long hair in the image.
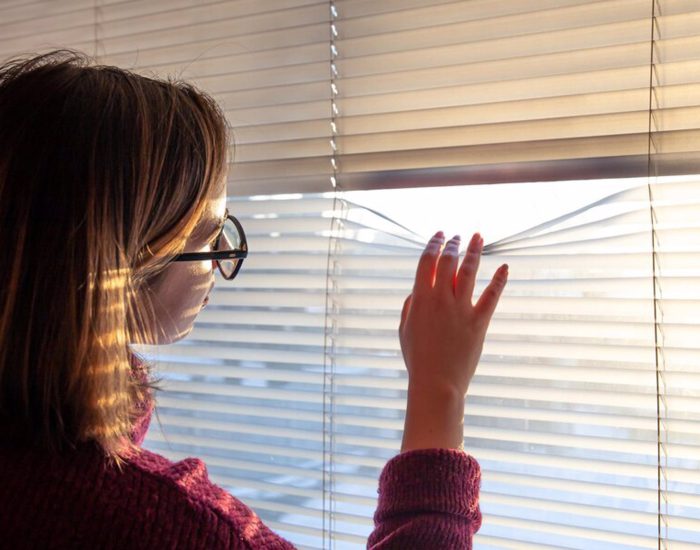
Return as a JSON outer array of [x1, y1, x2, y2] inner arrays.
[[0, 50, 229, 465]]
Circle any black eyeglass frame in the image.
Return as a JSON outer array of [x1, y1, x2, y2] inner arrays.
[[170, 209, 248, 280]]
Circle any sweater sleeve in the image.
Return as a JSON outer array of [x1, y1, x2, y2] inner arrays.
[[367, 448, 482, 549]]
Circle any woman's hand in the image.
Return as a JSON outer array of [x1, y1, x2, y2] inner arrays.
[[400, 231, 508, 452]]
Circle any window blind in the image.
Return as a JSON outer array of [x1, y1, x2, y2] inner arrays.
[[1, 0, 699, 548], [650, 4, 700, 544], [647, 178, 700, 547], [143, 178, 699, 548], [4, 0, 700, 194], [331, 0, 700, 189]]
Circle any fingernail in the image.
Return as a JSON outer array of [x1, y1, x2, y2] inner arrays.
[[434, 230, 445, 240], [498, 264, 509, 286], [452, 234, 461, 242]]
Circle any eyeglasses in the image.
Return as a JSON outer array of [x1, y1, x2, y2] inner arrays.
[[170, 208, 248, 280]]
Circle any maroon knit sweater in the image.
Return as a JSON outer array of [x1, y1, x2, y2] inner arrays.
[[0, 357, 482, 549]]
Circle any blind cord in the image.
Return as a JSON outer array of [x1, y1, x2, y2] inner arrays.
[[322, 2, 341, 547], [645, 1, 667, 549]]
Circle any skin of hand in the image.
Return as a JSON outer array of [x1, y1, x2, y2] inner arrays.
[[400, 231, 509, 452]]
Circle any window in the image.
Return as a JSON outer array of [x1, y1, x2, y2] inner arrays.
[[2, 1, 699, 547], [137, 176, 700, 548]]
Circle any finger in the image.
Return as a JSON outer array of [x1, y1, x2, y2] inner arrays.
[[399, 293, 412, 332], [474, 263, 509, 323], [455, 233, 483, 303], [434, 235, 461, 293], [413, 231, 445, 292]]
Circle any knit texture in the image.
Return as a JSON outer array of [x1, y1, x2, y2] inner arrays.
[[0, 355, 482, 549], [368, 448, 482, 549]]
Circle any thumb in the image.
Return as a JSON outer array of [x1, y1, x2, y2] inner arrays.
[[399, 293, 412, 333]]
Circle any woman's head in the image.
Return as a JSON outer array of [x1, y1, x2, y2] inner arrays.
[[0, 50, 229, 462]]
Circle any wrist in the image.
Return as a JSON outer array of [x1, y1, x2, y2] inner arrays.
[[401, 382, 466, 453], [407, 377, 467, 400]]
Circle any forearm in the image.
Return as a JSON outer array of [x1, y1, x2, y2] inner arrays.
[[401, 383, 466, 452]]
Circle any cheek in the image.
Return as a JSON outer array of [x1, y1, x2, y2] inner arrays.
[[148, 262, 211, 304]]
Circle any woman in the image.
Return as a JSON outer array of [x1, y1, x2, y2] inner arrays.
[[0, 50, 508, 549]]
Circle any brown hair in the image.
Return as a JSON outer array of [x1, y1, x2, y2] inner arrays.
[[0, 50, 229, 466]]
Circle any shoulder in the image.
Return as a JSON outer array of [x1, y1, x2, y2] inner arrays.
[[123, 448, 239, 516], [1, 441, 294, 549], [119, 447, 294, 549]]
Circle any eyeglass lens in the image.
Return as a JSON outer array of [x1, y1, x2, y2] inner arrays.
[[216, 217, 243, 279]]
